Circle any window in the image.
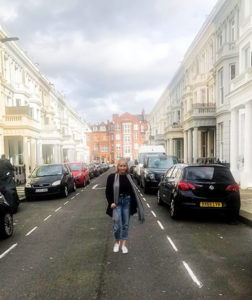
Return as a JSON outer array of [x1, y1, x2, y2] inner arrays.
[[115, 123, 120, 130], [218, 122, 224, 160], [124, 145, 131, 154], [103, 135, 107, 141], [16, 99, 21, 106], [201, 89, 206, 104], [134, 124, 138, 130], [134, 133, 138, 140], [230, 64, 236, 80], [94, 145, 98, 151], [116, 134, 120, 140], [134, 143, 139, 150], [101, 146, 108, 153], [218, 68, 224, 105], [230, 19, 235, 42], [243, 44, 251, 70], [218, 31, 223, 49], [94, 135, 98, 141], [141, 125, 144, 132], [116, 144, 121, 151], [123, 123, 131, 134], [124, 135, 130, 144]]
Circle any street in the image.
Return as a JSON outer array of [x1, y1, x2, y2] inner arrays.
[[0, 169, 251, 300]]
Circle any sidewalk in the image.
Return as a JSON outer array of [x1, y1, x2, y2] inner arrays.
[[15, 185, 252, 225]]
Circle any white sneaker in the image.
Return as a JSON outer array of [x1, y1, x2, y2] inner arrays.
[[121, 245, 128, 254], [113, 242, 120, 253]]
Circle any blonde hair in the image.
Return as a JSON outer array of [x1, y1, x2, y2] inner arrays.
[[116, 158, 129, 174]]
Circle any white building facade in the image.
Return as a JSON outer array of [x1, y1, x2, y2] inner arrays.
[[149, 0, 252, 188], [0, 26, 90, 181]]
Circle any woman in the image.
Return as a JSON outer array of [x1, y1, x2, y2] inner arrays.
[[105, 158, 144, 254]]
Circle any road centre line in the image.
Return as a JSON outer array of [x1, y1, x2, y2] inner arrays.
[[143, 197, 146, 201], [0, 243, 18, 259], [166, 236, 178, 252], [55, 207, 62, 212], [26, 226, 38, 236], [140, 193, 143, 196], [182, 261, 203, 288], [44, 215, 52, 221], [92, 184, 98, 189], [151, 210, 157, 217], [64, 201, 69, 205], [157, 220, 164, 230], [146, 203, 150, 208]]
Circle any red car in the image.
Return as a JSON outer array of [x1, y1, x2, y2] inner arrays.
[[67, 162, 90, 187]]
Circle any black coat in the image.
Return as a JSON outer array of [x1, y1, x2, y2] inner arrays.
[[105, 173, 137, 217]]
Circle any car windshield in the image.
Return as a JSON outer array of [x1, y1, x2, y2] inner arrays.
[[31, 165, 63, 177], [139, 153, 161, 164], [148, 157, 175, 169], [184, 166, 234, 182], [68, 164, 82, 171]]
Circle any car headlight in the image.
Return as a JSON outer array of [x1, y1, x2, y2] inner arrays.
[[148, 173, 155, 180], [52, 180, 61, 186], [25, 182, 31, 188]]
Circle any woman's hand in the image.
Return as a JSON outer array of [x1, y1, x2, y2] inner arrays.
[[111, 203, 116, 209]]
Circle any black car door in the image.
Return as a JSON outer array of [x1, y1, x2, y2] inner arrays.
[[63, 165, 72, 189], [162, 167, 175, 204]]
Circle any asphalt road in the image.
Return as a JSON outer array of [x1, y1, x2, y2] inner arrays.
[[0, 168, 251, 300]]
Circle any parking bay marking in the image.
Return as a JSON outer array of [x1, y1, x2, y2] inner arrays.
[[146, 203, 150, 208], [26, 226, 38, 236], [55, 207, 62, 212], [166, 236, 178, 252], [151, 210, 157, 217], [182, 261, 203, 288], [92, 184, 98, 190], [64, 201, 69, 205], [0, 243, 18, 259], [76, 193, 80, 196], [157, 220, 164, 230], [44, 215, 52, 221]]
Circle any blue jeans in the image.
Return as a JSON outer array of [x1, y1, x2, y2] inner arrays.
[[113, 196, 131, 240]]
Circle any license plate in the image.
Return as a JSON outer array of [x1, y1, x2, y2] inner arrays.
[[200, 202, 222, 207], [35, 188, 48, 193]]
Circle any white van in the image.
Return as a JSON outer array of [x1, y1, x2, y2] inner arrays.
[[134, 145, 166, 185]]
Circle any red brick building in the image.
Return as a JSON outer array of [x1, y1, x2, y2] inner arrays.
[[87, 111, 148, 163]]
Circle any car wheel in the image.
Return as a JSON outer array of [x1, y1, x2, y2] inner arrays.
[[157, 190, 163, 206], [170, 198, 179, 219], [0, 213, 13, 238], [72, 182, 77, 192], [63, 185, 68, 198], [143, 181, 149, 194]]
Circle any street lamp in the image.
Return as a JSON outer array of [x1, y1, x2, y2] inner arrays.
[[0, 37, 19, 43]]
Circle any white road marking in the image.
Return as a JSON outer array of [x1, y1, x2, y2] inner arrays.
[[140, 193, 143, 196], [26, 226, 38, 236], [146, 203, 150, 208], [95, 187, 106, 190], [166, 236, 178, 252], [55, 207, 62, 212], [64, 201, 69, 205], [151, 210, 157, 217], [81, 189, 84, 192], [92, 184, 98, 189], [157, 220, 164, 230], [71, 196, 75, 200], [143, 197, 146, 201], [182, 261, 203, 288], [76, 193, 80, 196], [44, 215, 52, 221], [0, 243, 18, 259]]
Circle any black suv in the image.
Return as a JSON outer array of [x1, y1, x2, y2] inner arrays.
[[157, 164, 240, 220], [140, 155, 178, 193]]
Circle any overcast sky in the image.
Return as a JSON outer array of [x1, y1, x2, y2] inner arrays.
[[0, 0, 218, 123]]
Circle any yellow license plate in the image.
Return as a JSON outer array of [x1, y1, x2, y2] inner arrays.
[[200, 202, 222, 208]]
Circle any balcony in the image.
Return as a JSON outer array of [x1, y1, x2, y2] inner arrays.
[[184, 103, 216, 121], [4, 106, 39, 130], [230, 67, 252, 92]]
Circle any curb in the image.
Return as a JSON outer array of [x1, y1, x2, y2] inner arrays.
[[239, 210, 252, 227]]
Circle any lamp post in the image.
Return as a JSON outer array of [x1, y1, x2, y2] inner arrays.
[[0, 37, 19, 43]]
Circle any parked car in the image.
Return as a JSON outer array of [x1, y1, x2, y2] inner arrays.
[[140, 155, 178, 193], [25, 164, 76, 200], [87, 164, 95, 179], [67, 162, 90, 187], [0, 192, 14, 238], [157, 164, 240, 220]]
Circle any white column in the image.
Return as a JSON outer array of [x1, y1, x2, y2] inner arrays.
[[241, 101, 252, 188], [193, 127, 198, 163], [183, 131, 188, 163], [169, 139, 173, 156], [0, 133, 4, 156], [23, 137, 29, 178], [188, 129, 192, 164], [230, 108, 239, 180]]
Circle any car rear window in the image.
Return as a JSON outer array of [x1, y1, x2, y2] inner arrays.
[[68, 163, 82, 171], [184, 166, 234, 182]]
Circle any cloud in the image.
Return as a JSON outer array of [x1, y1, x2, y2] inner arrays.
[[0, 0, 218, 123]]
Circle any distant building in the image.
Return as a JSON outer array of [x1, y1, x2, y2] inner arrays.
[[88, 111, 148, 163]]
